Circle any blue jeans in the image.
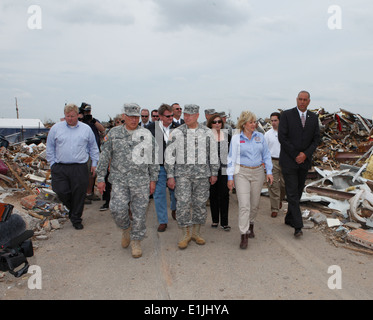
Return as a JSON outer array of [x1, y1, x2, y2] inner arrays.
[[154, 166, 176, 224]]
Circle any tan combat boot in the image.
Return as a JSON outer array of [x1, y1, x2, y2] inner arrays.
[[121, 227, 131, 248], [191, 224, 205, 245], [178, 226, 191, 249], [130, 240, 142, 258]]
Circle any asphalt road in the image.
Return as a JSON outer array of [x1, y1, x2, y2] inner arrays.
[[1, 192, 373, 301]]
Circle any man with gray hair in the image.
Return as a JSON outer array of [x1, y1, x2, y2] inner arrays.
[[139, 108, 150, 127], [96, 103, 159, 258], [165, 104, 219, 249]]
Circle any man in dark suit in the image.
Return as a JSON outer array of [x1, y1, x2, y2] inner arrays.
[[147, 104, 179, 232], [278, 91, 320, 237], [138, 108, 150, 127], [171, 103, 185, 126]]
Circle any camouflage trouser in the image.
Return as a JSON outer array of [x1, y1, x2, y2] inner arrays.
[[174, 176, 210, 227], [110, 180, 149, 241]]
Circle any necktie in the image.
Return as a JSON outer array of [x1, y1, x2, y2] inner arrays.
[[301, 113, 306, 128]]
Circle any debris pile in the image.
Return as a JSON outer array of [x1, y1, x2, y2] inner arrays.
[[260, 108, 373, 253], [0, 142, 68, 238], [300, 109, 373, 252], [313, 108, 373, 168]]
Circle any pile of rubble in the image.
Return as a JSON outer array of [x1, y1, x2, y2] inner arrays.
[[300, 166, 373, 254], [313, 108, 373, 169], [291, 108, 373, 253], [0, 142, 68, 240]]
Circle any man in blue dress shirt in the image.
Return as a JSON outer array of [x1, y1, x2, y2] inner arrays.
[[46, 103, 100, 230]]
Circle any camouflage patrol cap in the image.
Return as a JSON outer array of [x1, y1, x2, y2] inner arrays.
[[123, 103, 141, 116], [218, 111, 227, 117], [204, 108, 216, 115], [184, 104, 200, 114]]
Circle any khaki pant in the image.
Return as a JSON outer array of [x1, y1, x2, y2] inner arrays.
[[268, 159, 285, 212], [234, 166, 265, 234]]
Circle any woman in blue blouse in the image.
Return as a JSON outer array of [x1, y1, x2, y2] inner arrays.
[[227, 111, 273, 249]]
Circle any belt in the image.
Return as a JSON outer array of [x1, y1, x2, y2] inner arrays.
[[239, 164, 262, 169], [271, 157, 279, 160]]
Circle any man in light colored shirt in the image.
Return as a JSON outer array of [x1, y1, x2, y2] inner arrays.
[[264, 112, 285, 218], [46, 103, 99, 230]]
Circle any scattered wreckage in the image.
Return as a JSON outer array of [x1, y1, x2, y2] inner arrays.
[[0, 141, 68, 240], [293, 108, 373, 253]]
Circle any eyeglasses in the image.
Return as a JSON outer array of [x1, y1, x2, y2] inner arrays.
[[162, 114, 174, 118], [212, 120, 222, 124]]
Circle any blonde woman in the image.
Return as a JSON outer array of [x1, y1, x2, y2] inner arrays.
[[227, 111, 273, 249]]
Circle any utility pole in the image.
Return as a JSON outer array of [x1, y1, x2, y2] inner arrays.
[[15, 97, 19, 119]]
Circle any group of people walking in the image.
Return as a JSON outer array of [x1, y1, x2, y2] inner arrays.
[[46, 90, 320, 258]]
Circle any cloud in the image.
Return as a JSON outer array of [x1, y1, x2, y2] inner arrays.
[[0, 1, 373, 123], [45, 1, 135, 26], [154, 0, 251, 31]]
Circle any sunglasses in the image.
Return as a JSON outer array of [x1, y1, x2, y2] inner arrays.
[[175, 108, 182, 110], [162, 114, 174, 118], [141, 115, 149, 118], [212, 120, 222, 124]]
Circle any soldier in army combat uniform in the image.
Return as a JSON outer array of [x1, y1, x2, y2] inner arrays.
[[96, 103, 159, 258], [165, 104, 220, 249]]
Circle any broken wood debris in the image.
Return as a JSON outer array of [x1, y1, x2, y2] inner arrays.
[[261, 108, 373, 252], [0, 141, 69, 238]]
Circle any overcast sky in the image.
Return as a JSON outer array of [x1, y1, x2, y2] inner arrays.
[[1, 0, 372, 123]]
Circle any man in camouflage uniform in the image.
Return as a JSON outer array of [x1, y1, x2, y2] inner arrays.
[[202, 108, 216, 125], [165, 104, 219, 249], [96, 103, 159, 258], [219, 111, 233, 136]]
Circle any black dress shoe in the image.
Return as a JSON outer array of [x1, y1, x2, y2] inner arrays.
[[73, 223, 84, 230], [294, 229, 303, 237]]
